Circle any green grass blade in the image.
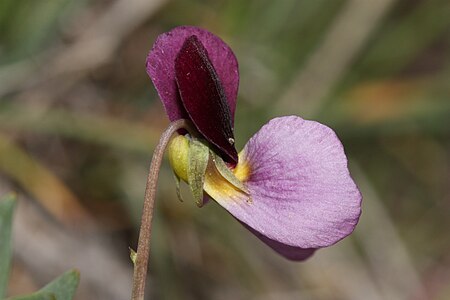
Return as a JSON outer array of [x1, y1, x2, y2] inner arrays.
[[7, 292, 56, 300], [39, 269, 80, 300], [0, 193, 16, 299]]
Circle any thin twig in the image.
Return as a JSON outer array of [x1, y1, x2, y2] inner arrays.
[[131, 119, 194, 300]]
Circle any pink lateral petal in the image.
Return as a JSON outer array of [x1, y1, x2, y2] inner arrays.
[[212, 116, 362, 257]]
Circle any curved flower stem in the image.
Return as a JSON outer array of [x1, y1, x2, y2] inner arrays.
[[131, 119, 194, 300]]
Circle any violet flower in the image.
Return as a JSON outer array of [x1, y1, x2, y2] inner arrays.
[[146, 26, 362, 261]]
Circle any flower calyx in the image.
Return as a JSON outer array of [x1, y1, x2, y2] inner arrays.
[[168, 134, 249, 208]]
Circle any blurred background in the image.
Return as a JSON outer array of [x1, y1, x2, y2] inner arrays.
[[1, 0, 449, 299]]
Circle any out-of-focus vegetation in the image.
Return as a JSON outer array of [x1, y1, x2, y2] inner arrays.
[[0, 194, 79, 300], [0, 0, 449, 299]]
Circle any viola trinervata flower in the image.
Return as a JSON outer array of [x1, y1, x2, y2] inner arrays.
[[146, 26, 362, 261]]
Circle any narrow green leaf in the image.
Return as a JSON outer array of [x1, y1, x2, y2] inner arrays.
[[211, 152, 250, 195], [172, 171, 184, 203], [187, 139, 209, 207], [7, 292, 56, 300], [39, 269, 80, 300], [0, 192, 16, 299]]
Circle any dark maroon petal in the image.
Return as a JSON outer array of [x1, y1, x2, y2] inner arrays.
[[175, 35, 238, 164], [146, 26, 239, 122]]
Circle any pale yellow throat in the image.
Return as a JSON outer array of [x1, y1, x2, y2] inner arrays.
[[167, 135, 251, 205]]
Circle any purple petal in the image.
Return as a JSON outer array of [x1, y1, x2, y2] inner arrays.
[[175, 36, 237, 164], [211, 116, 362, 259], [242, 223, 316, 260], [146, 26, 239, 122]]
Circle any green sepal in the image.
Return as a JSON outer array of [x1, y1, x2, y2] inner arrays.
[[187, 138, 209, 207], [197, 193, 208, 208], [210, 151, 249, 195], [172, 171, 184, 203]]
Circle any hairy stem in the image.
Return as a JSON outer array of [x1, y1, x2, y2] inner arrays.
[[131, 119, 194, 300]]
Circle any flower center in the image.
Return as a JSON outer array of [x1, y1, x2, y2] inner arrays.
[[167, 135, 251, 205]]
